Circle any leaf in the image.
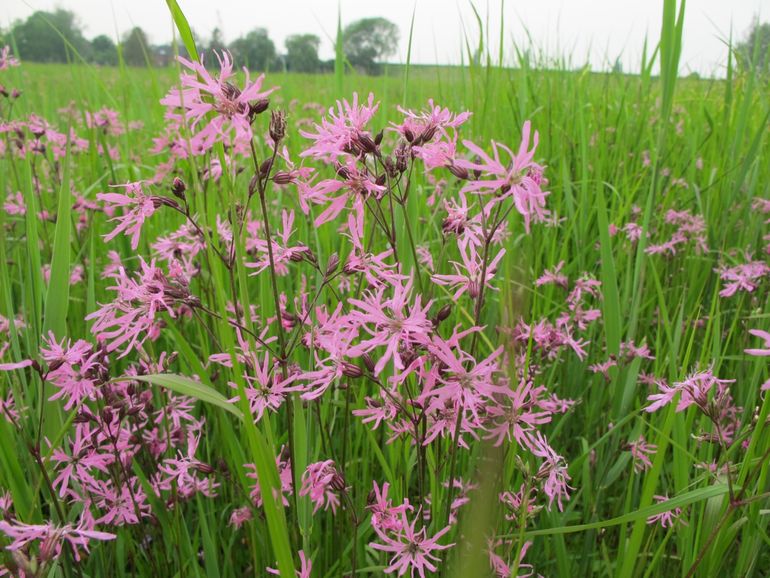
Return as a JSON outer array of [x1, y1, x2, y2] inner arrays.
[[519, 484, 728, 538], [165, 0, 200, 63], [43, 141, 72, 339], [125, 374, 243, 420]]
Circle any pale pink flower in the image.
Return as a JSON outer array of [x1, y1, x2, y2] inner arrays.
[[745, 329, 770, 357], [369, 511, 453, 578], [368, 481, 412, 533], [647, 495, 687, 528], [97, 182, 160, 250], [0, 517, 115, 562], [299, 92, 379, 162], [160, 50, 276, 152], [267, 550, 312, 578], [627, 436, 657, 473], [454, 121, 549, 231], [432, 241, 506, 300], [299, 460, 341, 514]]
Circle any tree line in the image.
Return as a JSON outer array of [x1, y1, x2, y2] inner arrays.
[[0, 9, 400, 75]]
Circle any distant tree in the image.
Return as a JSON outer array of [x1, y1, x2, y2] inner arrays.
[[11, 9, 92, 63], [208, 27, 227, 55], [122, 27, 149, 67], [229, 28, 276, 71], [343, 17, 399, 75], [736, 18, 770, 75], [285, 34, 320, 73], [91, 34, 118, 66]]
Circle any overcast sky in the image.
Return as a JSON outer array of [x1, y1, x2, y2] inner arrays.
[[3, 0, 767, 76]]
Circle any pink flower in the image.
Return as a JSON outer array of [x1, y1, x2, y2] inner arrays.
[[627, 436, 657, 473], [299, 92, 379, 162], [432, 241, 505, 300], [454, 122, 549, 231], [3, 192, 25, 216], [745, 329, 770, 356], [300, 460, 342, 514], [348, 277, 433, 376], [160, 51, 276, 152], [392, 99, 470, 143], [535, 261, 568, 289], [717, 260, 770, 298], [229, 353, 298, 421], [369, 510, 453, 578], [0, 517, 115, 562], [367, 481, 412, 533], [86, 258, 194, 356], [646, 366, 735, 414], [97, 182, 160, 250], [647, 495, 687, 528], [0, 46, 20, 70], [267, 550, 312, 578]]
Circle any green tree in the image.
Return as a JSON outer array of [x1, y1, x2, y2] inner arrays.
[[285, 34, 320, 73], [208, 27, 227, 54], [736, 19, 770, 75], [91, 34, 118, 66], [11, 9, 91, 63], [122, 27, 149, 67], [343, 17, 399, 75], [229, 28, 276, 71]]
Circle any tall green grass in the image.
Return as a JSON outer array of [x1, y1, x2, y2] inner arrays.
[[1, 1, 769, 576]]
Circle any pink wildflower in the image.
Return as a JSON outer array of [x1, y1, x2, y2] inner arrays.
[[369, 511, 453, 578], [647, 495, 687, 528], [300, 460, 342, 514], [97, 182, 161, 250]]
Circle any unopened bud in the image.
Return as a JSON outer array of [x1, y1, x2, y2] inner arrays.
[[374, 130, 384, 146], [272, 171, 294, 185], [249, 98, 270, 120], [434, 304, 452, 325], [171, 177, 186, 200], [362, 353, 376, 374], [341, 362, 364, 379], [269, 110, 286, 143], [259, 158, 273, 178], [448, 163, 469, 180], [326, 253, 340, 276]]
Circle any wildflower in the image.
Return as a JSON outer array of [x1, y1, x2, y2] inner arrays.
[[646, 366, 734, 414], [454, 122, 549, 231], [0, 517, 115, 562], [627, 437, 657, 473], [300, 460, 342, 514], [646, 495, 687, 528], [229, 507, 253, 529], [299, 92, 379, 162], [367, 481, 412, 533], [3, 192, 25, 216], [97, 182, 162, 250], [87, 258, 195, 356], [433, 241, 506, 300], [369, 510, 453, 578], [392, 99, 470, 144], [717, 260, 770, 298], [229, 353, 298, 421], [161, 51, 276, 152], [267, 550, 312, 578], [535, 261, 568, 289], [0, 46, 20, 70], [348, 277, 433, 376], [745, 329, 770, 357]]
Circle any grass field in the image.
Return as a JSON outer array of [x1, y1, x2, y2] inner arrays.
[[1, 2, 769, 577]]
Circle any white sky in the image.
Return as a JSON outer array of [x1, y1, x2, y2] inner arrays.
[[3, 0, 768, 76]]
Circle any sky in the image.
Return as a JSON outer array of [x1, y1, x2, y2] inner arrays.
[[3, 0, 768, 77]]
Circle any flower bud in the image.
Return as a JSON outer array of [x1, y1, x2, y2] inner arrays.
[[362, 353, 376, 374], [171, 177, 186, 200], [269, 110, 286, 143], [272, 171, 294, 185], [326, 253, 340, 276], [249, 97, 270, 120], [259, 158, 273, 178], [341, 362, 364, 379], [448, 163, 469, 180]]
